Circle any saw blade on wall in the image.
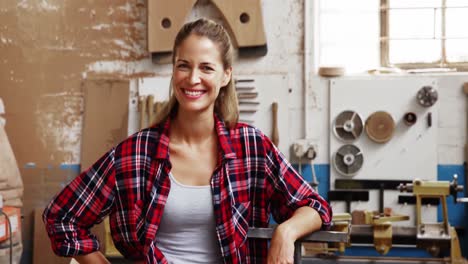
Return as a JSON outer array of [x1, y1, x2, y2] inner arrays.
[[333, 110, 363, 142], [333, 144, 364, 177]]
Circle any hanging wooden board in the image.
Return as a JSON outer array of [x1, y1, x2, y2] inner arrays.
[[211, 0, 267, 48], [147, 0, 267, 56], [81, 80, 129, 171], [148, 0, 197, 54]]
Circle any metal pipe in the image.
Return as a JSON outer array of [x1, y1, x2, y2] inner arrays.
[[294, 241, 302, 264], [247, 227, 349, 243]]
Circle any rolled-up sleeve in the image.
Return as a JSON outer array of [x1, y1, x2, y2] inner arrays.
[[265, 139, 332, 230], [43, 148, 117, 256]]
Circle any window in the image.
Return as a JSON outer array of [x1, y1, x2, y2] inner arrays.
[[318, 0, 380, 73], [318, 0, 468, 73], [382, 0, 468, 69]]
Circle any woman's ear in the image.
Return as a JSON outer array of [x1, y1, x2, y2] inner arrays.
[[222, 66, 232, 87]]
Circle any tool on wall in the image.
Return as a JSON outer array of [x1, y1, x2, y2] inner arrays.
[[139, 96, 148, 129], [271, 102, 279, 146], [416, 86, 438, 107], [332, 110, 363, 142], [147, 95, 155, 125], [332, 144, 364, 177], [237, 92, 258, 100], [154, 101, 163, 119], [148, 0, 268, 59], [426, 112, 433, 127], [403, 112, 417, 126], [365, 111, 395, 143], [139, 95, 163, 129], [236, 79, 259, 124]]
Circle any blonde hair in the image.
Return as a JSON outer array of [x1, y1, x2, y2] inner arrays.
[[153, 18, 239, 129]]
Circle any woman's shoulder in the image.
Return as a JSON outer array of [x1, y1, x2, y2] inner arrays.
[[229, 122, 275, 149], [129, 125, 165, 142], [231, 122, 263, 136], [114, 125, 166, 154]]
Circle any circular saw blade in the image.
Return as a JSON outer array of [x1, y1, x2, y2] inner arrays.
[[365, 111, 395, 143], [333, 144, 364, 177], [416, 86, 438, 107], [333, 110, 363, 142]]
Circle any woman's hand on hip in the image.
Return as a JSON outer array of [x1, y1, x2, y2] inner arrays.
[[73, 251, 110, 264]]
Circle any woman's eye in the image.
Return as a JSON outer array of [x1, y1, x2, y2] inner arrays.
[[177, 64, 189, 69], [202, 66, 214, 71]]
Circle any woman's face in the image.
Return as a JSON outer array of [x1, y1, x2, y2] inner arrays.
[[172, 34, 231, 115]]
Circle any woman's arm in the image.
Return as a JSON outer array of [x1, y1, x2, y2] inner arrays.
[[267, 207, 322, 264], [43, 148, 117, 257], [261, 131, 331, 263], [73, 251, 110, 264]]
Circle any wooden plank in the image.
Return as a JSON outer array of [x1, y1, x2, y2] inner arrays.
[[81, 80, 129, 170], [147, 0, 267, 54], [147, 0, 197, 53], [211, 0, 267, 47]]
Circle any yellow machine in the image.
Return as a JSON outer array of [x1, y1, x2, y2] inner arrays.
[[399, 176, 467, 264]]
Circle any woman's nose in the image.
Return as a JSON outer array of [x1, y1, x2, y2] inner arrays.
[[189, 69, 201, 84]]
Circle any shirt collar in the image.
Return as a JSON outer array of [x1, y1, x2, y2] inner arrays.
[[214, 114, 237, 160], [153, 114, 237, 161]]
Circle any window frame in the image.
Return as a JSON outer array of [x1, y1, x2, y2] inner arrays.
[[380, 0, 468, 70]]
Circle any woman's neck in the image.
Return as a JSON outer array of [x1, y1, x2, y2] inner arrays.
[[171, 110, 216, 145]]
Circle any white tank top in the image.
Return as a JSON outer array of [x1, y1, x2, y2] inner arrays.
[[155, 173, 222, 263]]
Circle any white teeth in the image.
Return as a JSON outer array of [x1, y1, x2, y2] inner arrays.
[[183, 90, 203, 96]]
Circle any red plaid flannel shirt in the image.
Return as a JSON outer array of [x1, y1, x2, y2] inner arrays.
[[43, 116, 332, 263]]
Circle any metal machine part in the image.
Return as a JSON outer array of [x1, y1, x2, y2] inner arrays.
[[333, 144, 364, 177], [398, 175, 464, 206], [416, 86, 438, 107], [333, 110, 364, 142], [247, 226, 349, 264], [398, 195, 440, 206], [330, 213, 352, 253], [335, 179, 412, 214], [403, 112, 417, 126], [328, 190, 369, 213], [365, 111, 395, 143], [366, 212, 410, 255], [398, 176, 466, 262]]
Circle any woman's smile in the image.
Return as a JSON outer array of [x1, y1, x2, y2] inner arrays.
[[181, 88, 207, 99]]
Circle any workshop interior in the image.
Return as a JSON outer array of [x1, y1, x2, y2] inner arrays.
[[1, 0, 468, 263]]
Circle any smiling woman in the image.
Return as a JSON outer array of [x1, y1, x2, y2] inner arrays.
[[172, 34, 232, 117], [43, 18, 332, 264], [153, 18, 238, 130]]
